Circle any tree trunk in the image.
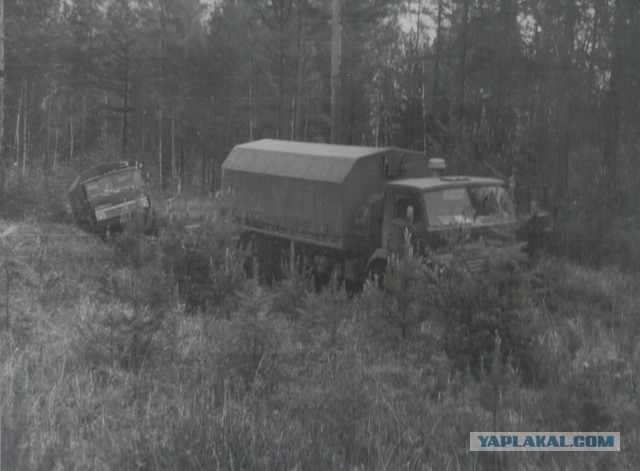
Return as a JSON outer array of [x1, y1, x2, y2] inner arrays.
[[375, 92, 381, 146], [0, 0, 4, 214], [303, 95, 309, 140], [177, 137, 182, 195], [22, 78, 27, 174], [122, 52, 129, 159], [330, 0, 342, 144], [158, 106, 163, 187], [69, 117, 74, 164], [13, 80, 23, 166], [432, 0, 443, 112], [278, 40, 285, 139], [249, 69, 253, 141], [209, 157, 215, 194], [159, 0, 166, 188], [458, 0, 470, 119], [453, 0, 470, 162], [141, 110, 145, 158], [171, 108, 176, 187], [82, 94, 86, 157], [601, 0, 625, 206], [554, 0, 578, 212], [293, 5, 306, 141], [179, 137, 186, 194], [45, 90, 52, 167], [53, 129, 59, 173], [421, 44, 427, 151], [201, 140, 206, 193]]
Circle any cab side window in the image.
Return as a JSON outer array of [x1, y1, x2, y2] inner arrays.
[[393, 193, 421, 222]]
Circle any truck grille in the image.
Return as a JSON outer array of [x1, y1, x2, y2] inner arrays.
[[106, 204, 132, 219], [97, 201, 137, 221], [104, 207, 123, 219], [432, 253, 486, 274], [466, 256, 486, 273]]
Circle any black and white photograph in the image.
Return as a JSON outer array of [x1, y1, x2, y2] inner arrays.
[[0, 0, 637, 469]]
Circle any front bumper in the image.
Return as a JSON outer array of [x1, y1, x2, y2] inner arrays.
[[94, 209, 156, 235]]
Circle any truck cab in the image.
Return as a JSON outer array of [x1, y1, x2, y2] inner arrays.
[[369, 175, 516, 273], [68, 161, 156, 235]]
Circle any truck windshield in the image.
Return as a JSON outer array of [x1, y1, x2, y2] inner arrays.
[[84, 170, 141, 199], [423, 185, 512, 227]]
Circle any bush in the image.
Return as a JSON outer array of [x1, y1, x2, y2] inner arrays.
[[157, 207, 247, 314], [76, 234, 177, 370], [360, 230, 442, 345], [218, 281, 283, 395], [296, 273, 351, 346], [598, 224, 640, 270], [270, 241, 315, 320], [554, 190, 640, 271], [4, 197, 640, 470], [441, 241, 540, 382], [2, 167, 70, 223]]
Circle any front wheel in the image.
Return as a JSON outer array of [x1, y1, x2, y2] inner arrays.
[[366, 259, 387, 289]]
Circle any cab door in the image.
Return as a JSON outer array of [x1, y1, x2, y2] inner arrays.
[[383, 189, 423, 256]]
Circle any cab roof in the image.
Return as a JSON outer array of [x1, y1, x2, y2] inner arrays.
[[389, 176, 506, 191]]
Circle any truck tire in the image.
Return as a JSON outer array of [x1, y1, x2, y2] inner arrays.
[[237, 232, 257, 278], [367, 259, 387, 288]]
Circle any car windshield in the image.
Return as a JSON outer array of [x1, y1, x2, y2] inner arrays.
[[84, 169, 141, 199], [423, 185, 512, 227]]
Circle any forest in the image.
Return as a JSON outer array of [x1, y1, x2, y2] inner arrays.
[[0, 1, 639, 470], [0, 0, 638, 235]]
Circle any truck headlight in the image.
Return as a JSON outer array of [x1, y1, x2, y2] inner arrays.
[[140, 196, 150, 209], [96, 211, 106, 221]]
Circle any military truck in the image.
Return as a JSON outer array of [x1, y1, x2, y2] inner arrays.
[[221, 139, 526, 286], [68, 161, 156, 235]]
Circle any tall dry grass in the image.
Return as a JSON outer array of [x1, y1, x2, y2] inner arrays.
[[0, 200, 638, 470]]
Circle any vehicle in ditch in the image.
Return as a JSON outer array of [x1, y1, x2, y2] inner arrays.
[[68, 161, 156, 235], [221, 139, 545, 287]]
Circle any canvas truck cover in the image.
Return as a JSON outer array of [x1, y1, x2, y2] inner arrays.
[[221, 139, 429, 252]]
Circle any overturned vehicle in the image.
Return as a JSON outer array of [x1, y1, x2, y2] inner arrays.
[[68, 161, 156, 235]]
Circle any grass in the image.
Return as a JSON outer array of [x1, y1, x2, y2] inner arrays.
[[0, 201, 639, 470]]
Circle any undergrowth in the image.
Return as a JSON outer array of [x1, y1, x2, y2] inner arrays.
[[0, 204, 637, 469]]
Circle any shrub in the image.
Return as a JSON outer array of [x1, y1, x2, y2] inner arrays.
[[76, 234, 176, 370], [554, 191, 640, 271], [271, 241, 315, 320], [157, 209, 247, 315], [322, 352, 371, 467], [218, 281, 281, 394], [598, 224, 640, 270], [296, 273, 351, 346], [2, 167, 70, 223], [361, 230, 442, 344], [441, 241, 540, 382]]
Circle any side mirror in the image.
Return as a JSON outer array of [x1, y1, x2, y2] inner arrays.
[[406, 205, 415, 224]]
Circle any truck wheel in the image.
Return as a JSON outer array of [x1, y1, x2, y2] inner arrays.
[[367, 259, 387, 288], [237, 233, 256, 278]]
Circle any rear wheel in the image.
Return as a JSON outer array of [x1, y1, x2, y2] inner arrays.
[[237, 232, 257, 278]]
